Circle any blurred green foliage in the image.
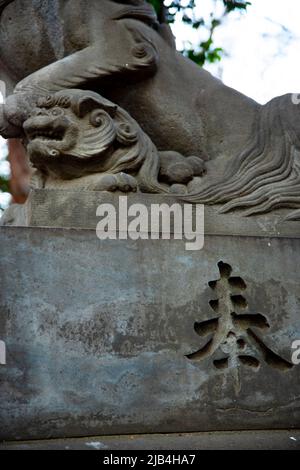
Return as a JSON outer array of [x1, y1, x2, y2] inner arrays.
[[148, 0, 251, 66], [0, 174, 9, 193]]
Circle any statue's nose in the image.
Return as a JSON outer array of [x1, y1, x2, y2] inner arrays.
[[28, 108, 49, 119]]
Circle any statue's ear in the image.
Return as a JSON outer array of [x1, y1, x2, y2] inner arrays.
[[73, 94, 118, 119]]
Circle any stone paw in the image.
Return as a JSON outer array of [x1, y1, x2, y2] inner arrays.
[[159, 151, 207, 186], [186, 156, 206, 177], [0, 103, 23, 138], [115, 172, 138, 192], [187, 177, 204, 193], [88, 173, 138, 192], [0, 93, 37, 138]]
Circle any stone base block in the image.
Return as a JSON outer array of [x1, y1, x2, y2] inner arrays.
[[0, 193, 300, 440], [1, 430, 300, 450]]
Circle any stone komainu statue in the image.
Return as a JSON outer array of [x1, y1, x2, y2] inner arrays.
[[0, 0, 300, 220]]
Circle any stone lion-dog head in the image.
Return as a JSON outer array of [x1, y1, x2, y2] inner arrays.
[[23, 89, 163, 193]]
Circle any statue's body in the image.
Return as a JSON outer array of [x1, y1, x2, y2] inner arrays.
[[0, 0, 257, 160], [0, 0, 300, 219]]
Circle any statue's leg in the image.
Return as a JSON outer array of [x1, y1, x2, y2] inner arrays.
[[0, 25, 158, 137]]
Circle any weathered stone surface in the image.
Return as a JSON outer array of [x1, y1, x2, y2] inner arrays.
[[0, 217, 299, 440]]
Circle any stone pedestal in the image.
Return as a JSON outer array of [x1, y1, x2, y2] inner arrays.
[[0, 191, 299, 441]]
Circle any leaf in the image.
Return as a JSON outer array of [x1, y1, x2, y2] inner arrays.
[[223, 0, 251, 13], [0, 175, 10, 193]]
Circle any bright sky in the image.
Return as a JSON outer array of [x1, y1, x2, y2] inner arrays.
[[171, 0, 300, 104], [1, 0, 300, 211]]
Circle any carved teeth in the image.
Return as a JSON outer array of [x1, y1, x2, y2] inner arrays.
[[28, 129, 64, 141]]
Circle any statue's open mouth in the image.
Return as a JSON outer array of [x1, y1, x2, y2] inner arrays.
[[26, 128, 65, 143], [24, 113, 80, 164], [24, 117, 68, 145]]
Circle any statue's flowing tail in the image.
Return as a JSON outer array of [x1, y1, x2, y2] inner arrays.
[[182, 94, 300, 220]]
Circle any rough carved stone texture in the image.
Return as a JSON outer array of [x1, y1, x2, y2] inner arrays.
[[0, 1, 300, 219]]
